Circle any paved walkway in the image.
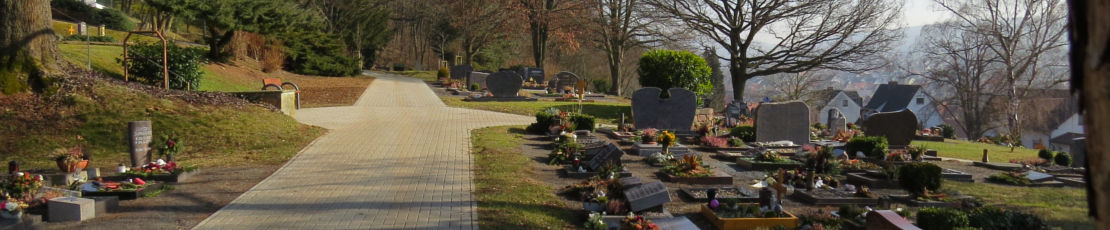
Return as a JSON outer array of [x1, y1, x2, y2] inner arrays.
[[194, 74, 533, 229]]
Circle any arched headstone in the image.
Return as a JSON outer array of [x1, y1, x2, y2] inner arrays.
[[861, 110, 918, 147], [755, 101, 811, 145], [486, 71, 523, 97], [549, 72, 580, 93], [450, 65, 473, 80]]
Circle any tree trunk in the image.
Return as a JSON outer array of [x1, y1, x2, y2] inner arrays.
[[1068, 0, 1110, 228], [729, 60, 749, 103], [1, 0, 59, 94], [530, 23, 547, 69], [607, 48, 622, 96]]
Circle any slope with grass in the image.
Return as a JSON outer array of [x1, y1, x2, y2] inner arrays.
[[472, 126, 577, 229], [945, 180, 1093, 229], [0, 69, 324, 170], [52, 20, 195, 44], [911, 139, 1039, 162], [441, 97, 630, 124]]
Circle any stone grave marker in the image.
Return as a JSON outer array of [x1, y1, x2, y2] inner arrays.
[[755, 101, 810, 145], [486, 71, 523, 97], [519, 67, 545, 82], [585, 143, 623, 171], [466, 72, 490, 89], [449, 65, 473, 80], [866, 210, 921, 230], [1023, 171, 1055, 182], [78, 22, 88, 36], [549, 71, 580, 93], [1071, 137, 1086, 168], [48, 197, 95, 222], [861, 110, 918, 147], [829, 111, 847, 134], [623, 181, 671, 212], [725, 101, 748, 126], [128, 121, 153, 167], [619, 176, 643, 188], [631, 87, 697, 131]]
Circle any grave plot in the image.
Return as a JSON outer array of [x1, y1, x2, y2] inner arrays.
[[735, 151, 804, 171], [941, 168, 973, 182], [791, 186, 880, 206], [680, 187, 759, 203], [80, 181, 165, 201], [986, 171, 1071, 187], [696, 135, 751, 152], [700, 188, 800, 230], [657, 155, 733, 185], [462, 71, 537, 102], [563, 144, 630, 179], [846, 170, 900, 189]]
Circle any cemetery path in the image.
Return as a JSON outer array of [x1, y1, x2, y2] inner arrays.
[[193, 74, 533, 229]]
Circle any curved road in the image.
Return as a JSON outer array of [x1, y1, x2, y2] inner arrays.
[[194, 74, 533, 229]]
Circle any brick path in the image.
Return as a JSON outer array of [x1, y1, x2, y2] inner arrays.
[[193, 74, 533, 229]]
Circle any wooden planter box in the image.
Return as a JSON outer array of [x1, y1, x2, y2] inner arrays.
[[700, 205, 799, 230], [81, 182, 164, 200], [102, 169, 199, 183], [661, 171, 733, 185], [735, 158, 804, 171], [791, 189, 879, 206]]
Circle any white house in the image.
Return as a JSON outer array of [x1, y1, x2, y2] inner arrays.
[[811, 88, 864, 125], [862, 81, 944, 128], [1016, 94, 1085, 152]]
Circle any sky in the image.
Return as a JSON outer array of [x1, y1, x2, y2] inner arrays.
[[903, 0, 951, 27]]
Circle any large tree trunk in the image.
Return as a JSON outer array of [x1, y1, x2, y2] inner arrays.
[[607, 47, 622, 96], [1067, 1, 1109, 228], [729, 59, 749, 103], [1, 0, 58, 94]]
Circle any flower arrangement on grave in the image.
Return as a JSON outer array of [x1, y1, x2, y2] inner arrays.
[[804, 146, 840, 175], [584, 212, 607, 230], [640, 128, 658, 144], [656, 130, 676, 154], [710, 200, 784, 218], [0, 197, 28, 219], [548, 139, 583, 165], [622, 212, 660, 230], [839, 159, 881, 171], [121, 159, 199, 177], [907, 145, 926, 161], [1, 172, 43, 201], [597, 162, 624, 179], [86, 177, 148, 192], [699, 136, 729, 148], [754, 150, 785, 162], [157, 133, 184, 162], [662, 155, 713, 177], [50, 145, 89, 173]]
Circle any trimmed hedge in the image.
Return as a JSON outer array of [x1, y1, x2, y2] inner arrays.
[[526, 112, 557, 134], [570, 114, 597, 131], [968, 207, 1046, 230], [1037, 149, 1054, 161], [917, 207, 970, 230], [729, 125, 755, 142], [897, 162, 942, 197], [845, 136, 888, 159], [636, 49, 712, 97], [1054, 151, 1072, 166]]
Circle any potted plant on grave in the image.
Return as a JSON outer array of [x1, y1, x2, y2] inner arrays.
[[1, 173, 44, 201], [158, 133, 183, 162], [622, 212, 660, 230], [51, 146, 88, 173], [0, 198, 28, 219], [641, 128, 658, 144], [662, 155, 712, 178]]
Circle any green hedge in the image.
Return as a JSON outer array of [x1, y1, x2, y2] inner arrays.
[[1054, 151, 1072, 166], [636, 49, 712, 97], [729, 125, 755, 142], [570, 114, 597, 131], [968, 207, 1046, 230], [917, 207, 970, 230], [120, 42, 205, 90], [897, 162, 942, 197], [282, 31, 361, 76], [526, 112, 557, 134], [845, 136, 888, 159]]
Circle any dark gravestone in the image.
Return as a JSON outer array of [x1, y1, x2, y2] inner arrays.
[[631, 87, 697, 131], [1071, 137, 1086, 168], [585, 143, 623, 171], [127, 121, 153, 167], [755, 101, 811, 145], [485, 71, 523, 97], [623, 181, 671, 212], [725, 101, 748, 126], [466, 72, 490, 89], [548, 72, 580, 93], [866, 210, 921, 230], [449, 65, 473, 80], [861, 110, 918, 147], [619, 176, 643, 188], [519, 67, 545, 82]]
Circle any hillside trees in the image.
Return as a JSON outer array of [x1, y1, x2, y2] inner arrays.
[[305, 0, 393, 68], [190, 0, 316, 60], [1, 0, 59, 94], [648, 0, 903, 103]]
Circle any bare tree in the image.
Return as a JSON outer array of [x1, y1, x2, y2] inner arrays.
[[453, 0, 516, 66], [1, 0, 58, 94], [647, 0, 902, 103], [917, 20, 1005, 138], [515, 0, 583, 69], [584, 0, 672, 96], [934, 0, 1070, 139], [764, 70, 831, 103]]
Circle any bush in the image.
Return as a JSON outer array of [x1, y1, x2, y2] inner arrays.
[[95, 8, 135, 31], [917, 207, 970, 230], [938, 124, 956, 138], [570, 114, 597, 131], [1054, 151, 1072, 166], [845, 136, 888, 159], [1037, 149, 1054, 162], [986, 172, 1030, 186], [120, 42, 205, 90], [527, 112, 557, 134], [437, 67, 449, 79], [968, 207, 1046, 230], [730, 125, 755, 142], [636, 49, 713, 97], [897, 162, 942, 197], [469, 83, 480, 92], [592, 79, 609, 93], [63, 35, 117, 43], [282, 31, 361, 76]]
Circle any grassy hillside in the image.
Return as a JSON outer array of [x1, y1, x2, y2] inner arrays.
[[0, 71, 324, 170], [52, 20, 193, 43]]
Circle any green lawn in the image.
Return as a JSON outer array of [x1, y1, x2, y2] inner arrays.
[[440, 97, 631, 124], [388, 71, 438, 82], [58, 43, 125, 78], [198, 70, 253, 92], [472, 126, 577, 229], [945, 180, 1094, 229], [911, 139, 1039, 162]]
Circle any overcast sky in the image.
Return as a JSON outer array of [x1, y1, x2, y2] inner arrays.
[[904, 0, 951, 27]]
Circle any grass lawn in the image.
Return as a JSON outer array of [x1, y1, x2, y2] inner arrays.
[[945, 180, 1093, 229], [472, 126, 577, 229], [441, 97, 630, 124], [0, 81, 324, 170], [911, 139, 1039, 162], [388, 71, 438, 82], [58, 43, 125, 78], [52, 20, 192, 43]]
